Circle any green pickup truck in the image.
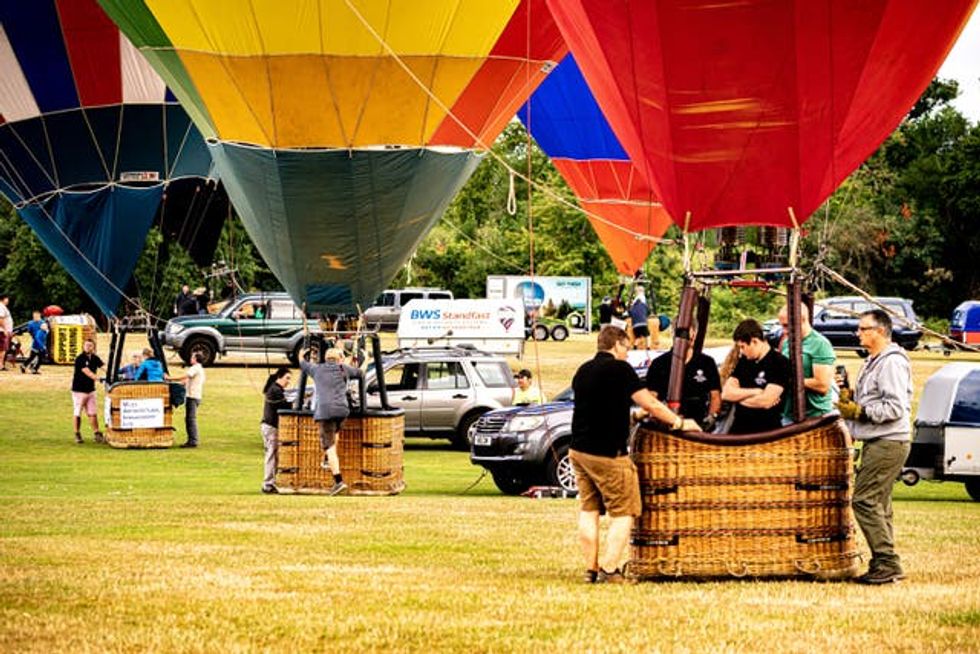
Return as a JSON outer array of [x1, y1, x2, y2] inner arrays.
[[160, 292, 319, 366]]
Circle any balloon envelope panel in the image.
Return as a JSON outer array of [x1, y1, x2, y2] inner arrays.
[[547, 0, 978, 230]]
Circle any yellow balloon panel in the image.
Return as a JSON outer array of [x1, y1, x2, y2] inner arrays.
[[146, 0, 518, 57], [179, 53, 485, 147]]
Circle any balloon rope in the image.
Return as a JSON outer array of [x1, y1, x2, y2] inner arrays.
[[787, 207, 800, 268], [506, 171, 517, 215], [340, 0, 675, 247], [524, 0, 544, 387]]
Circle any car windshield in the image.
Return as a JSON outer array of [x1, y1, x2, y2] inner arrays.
[[212, 299, 232, 315], [473, 362, 512, 388], [553, 387, 573, 401]]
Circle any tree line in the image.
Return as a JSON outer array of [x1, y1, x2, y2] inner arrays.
[[1, 79, 977, 335]]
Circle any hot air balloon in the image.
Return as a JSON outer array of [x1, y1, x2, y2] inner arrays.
[[517, 54, 672, 275], [0, 0, 229, 318], [546, 0, 978, 231], [99, 0, 566, 313], [545, 0, 979, 582]]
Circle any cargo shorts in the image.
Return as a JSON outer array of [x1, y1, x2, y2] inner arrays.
[[569, 449, 642, 518]]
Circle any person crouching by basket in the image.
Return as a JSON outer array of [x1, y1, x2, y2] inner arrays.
[[300, 347, 363, 496], [71, 338, 104, 444], [570, 325, 700, 584], [260, 367, 292, 494]]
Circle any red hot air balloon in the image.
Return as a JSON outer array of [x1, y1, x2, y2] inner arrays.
[[546, 0, 978, 231]]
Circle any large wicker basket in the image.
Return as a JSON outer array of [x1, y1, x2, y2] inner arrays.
[[104, 382, 176, 449], [629, 414, 860, 580], [276, 409, 406, 495]]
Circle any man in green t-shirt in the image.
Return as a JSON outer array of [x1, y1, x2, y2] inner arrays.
[[779, 303, 836, 420]]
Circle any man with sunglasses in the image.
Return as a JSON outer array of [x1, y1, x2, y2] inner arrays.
[[838, 309, 912, 584]]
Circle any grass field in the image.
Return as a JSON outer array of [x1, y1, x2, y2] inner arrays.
[[2, 335, 980, 652]]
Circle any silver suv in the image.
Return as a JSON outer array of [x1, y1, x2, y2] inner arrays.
[[365, 346, 515, 449]]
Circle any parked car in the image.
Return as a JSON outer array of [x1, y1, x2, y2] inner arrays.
[[470, 387, 576, 494], [363, 346, 514, 449], [363, 288, 453, 331], [161, 292, 317, 366], [766, 296, 922, 351]]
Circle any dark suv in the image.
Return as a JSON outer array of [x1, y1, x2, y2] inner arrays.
[[767, 296, 922, 351], [470, 387, 576, 494]]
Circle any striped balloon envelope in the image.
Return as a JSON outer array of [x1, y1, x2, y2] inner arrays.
[[518, 54, 672, 275], [0, 0, 228, 317], [99, 0, 566, 312]]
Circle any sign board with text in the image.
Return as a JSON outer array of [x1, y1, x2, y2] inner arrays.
[[397, 299, 525, 356], [119, 398, 165, 429]]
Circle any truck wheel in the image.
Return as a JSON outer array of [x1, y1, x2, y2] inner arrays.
[[532, 324, 549, 341], [550, 324, 569, 342], [900, 468, 920, 486], [965, 478, 980, 502], [181, 336, 216, 366], [452, 411, 485, 451], [492, 470, 530, 495], [546, 444, 576, 492]]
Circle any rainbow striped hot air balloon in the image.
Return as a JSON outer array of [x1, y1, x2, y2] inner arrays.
[[99, 0, 566, 312], [518, 54, 672, 275], [0, 0, 227, 317]]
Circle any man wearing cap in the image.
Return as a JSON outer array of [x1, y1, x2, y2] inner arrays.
[[513, 369, 546, 406]]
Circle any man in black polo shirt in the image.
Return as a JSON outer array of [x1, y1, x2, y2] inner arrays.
[[721, 319, 790, 434], [571, 325, 699, 584], [645, 321, 722, 430]]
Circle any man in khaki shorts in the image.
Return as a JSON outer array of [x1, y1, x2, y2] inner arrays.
[[570, 326, 699, 583]]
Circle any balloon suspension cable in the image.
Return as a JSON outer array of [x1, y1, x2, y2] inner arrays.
[[814, 263, 980, 354], [682, 212, 693, 274], [506, 171, 518, 216], [340, 0, 676, 247], [787, 207, 801, 269]]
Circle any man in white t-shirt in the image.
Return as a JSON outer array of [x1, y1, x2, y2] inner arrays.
[[170, 352, 206, 448]]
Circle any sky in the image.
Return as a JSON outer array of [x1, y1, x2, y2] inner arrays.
[[938, 7, 980, 122]]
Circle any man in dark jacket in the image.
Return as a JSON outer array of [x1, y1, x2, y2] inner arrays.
[[300, 348, 363, 496]]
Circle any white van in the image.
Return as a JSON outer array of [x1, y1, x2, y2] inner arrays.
[[363, 288, 453, 330]]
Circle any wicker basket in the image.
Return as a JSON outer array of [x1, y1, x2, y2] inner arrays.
[[629, 415, 860, 580], [276, 409, 406, 495], [104, 382, 176, 449]]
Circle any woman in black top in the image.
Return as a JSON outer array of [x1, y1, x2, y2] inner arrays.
[[260, 367, 291, 494]]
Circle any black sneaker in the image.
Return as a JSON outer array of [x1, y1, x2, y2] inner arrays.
[[178, 442, 197, 449], [74, 432, 83, 444], [93, 432, 105, 444], [596, 568, 634, 585], [261, 485, 279, 494], [856, 568, 906, 585], [327, 481, 348, 496], [583, 569, 598, 584]]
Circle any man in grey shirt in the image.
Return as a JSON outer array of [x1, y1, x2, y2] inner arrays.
[[838, 309, 912, 584], [300, 347, 362, 496]]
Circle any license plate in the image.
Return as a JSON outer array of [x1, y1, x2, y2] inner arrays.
[[474, 434, 492, 446]]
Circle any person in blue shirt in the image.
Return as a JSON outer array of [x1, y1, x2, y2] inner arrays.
[[21, 311, 48, 374], [117, 353, 142, 381], [629, 292, 650, 350], [135, 348, 165, 381]]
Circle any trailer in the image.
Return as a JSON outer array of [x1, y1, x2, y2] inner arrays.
[[902, 362, 980, 500]]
